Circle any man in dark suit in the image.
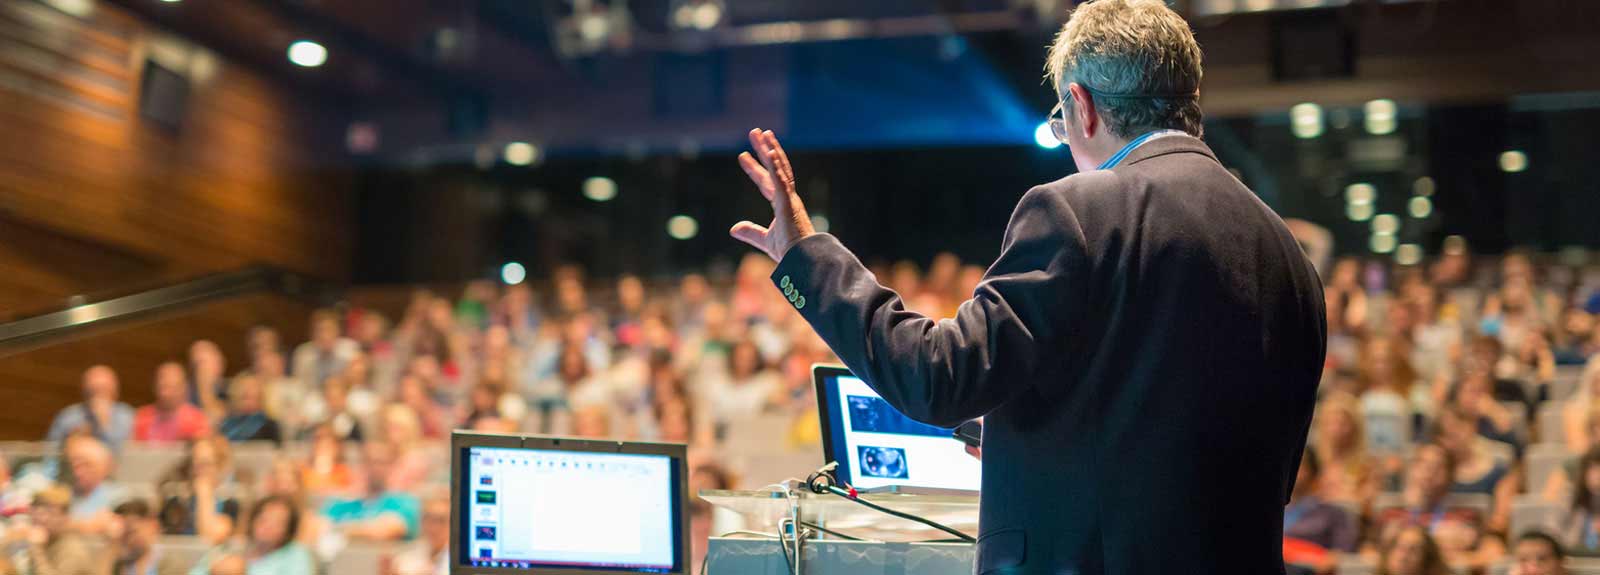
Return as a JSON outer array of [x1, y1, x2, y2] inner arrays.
[[728, 0, 1326, 573]]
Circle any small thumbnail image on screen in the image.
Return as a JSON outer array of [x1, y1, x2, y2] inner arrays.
[[475, 525, 497, 541], [857, 446, 909, 479], [846, 395, 951, 437]]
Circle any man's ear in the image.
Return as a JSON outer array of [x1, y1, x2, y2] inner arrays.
[[1068, 82, 1096, 139]]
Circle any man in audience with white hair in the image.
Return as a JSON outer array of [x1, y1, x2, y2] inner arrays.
[[46, 365, 135, 450], [391, 491, 450, 575], [7, 484, 111, 575], [63, 433, 126, 535]]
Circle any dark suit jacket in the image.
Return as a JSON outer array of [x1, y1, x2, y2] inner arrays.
[[771, 135, 1326, 574]]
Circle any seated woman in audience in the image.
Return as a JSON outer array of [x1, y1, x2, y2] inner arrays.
[[1284, 446, 1359, 572], [1358, 336, 1423, 456], [300, 376, 364, 442], [705, 339, 780, 436], [300, 423, 358, 496], [459, 373, 526, 432], [1371, 443, 1504, 570], [1377, 525, 1452, 575], [1311, 393, 1378, 508], [378, 404, 434, 492], [1564, 366, 1600, 454], [1450, 365, 1523, 453], [189, 495, 315, 575], [1560, 447, 1600, 554], [158, 436, 242, 542], [1434, 404, 1518, 535], [526, 345, 607, 435], [252, 351, 306, 440], [218, 375, 284, 445], [395, 376, 448, 440]]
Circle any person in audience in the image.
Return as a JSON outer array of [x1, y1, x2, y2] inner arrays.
[[246, 326, 281, 363], [1561, 447, 1600, 553], [1377, 525, 1451, 575], [1311, 393, 1377, 507], [1284, 446, 1359, 564], [134, 362, 211, 443], [1451, 361, 1522, 452], [7, 484, 112, 575], [46, 365, 135, 449], [688, 463, 737, 573], [1357, 336, 1422, 457], [1372, 443, 1503, 569], [526, 345, 605, 435], [572, 404, 613, 439], [252, 351, 305, 440], [1565, 366, 1600, 455], [258, 458, 307, 519], [217, 375, 283, 445], [189, 340, 230, 422], [63, 433, 125, 532], [390, 492, 450, 575], [1511, 531, 1568, 575], [394, 376, 446, 440], [1434, 405, 1515, 499], [158, 436, 241, 541], [319, 442, 420, 542], [300, 423, 356, 496], [112, 499, 188, 575], [189, 495, 314, 575], [291, 309, 359, 392], [300, 376, 364, 442], [377, 405, 432, 491], [704, 339, 779, 434]]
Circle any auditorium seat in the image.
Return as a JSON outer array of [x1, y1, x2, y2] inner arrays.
[[116, 444, 188, 484], [1526, 448, 1576, 500], [328, 541, 401, 575], [1538, 405, 1567, 446], [1335, 556, 1374, 575], [1372, 492, 1492, 517], [154, 535, 212, 572], [1508, 496, 1565, 539]]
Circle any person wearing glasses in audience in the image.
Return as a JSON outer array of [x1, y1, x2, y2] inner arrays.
[[391, 492, 451, 575], [727, 0, 1325, 571]]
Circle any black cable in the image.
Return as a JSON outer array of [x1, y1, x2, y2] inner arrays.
[[820, 485, 975, 543], [799, 520, 865, 541]]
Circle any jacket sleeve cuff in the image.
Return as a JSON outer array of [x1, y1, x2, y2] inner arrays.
[[769, 233, 846, 312]]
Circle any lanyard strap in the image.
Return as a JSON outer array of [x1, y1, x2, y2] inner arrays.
[[1098, 130, 1183, 170]]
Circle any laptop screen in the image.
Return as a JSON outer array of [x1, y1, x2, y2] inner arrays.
[[459, 446, 683, 573], [815, 367, 981, 491]]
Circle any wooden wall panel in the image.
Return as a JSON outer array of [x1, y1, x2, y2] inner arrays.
[[0, 0, 352, 317], [0, 293, 317, 439]]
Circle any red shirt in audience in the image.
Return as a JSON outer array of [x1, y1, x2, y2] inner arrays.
[[132, 404, 209, 442]]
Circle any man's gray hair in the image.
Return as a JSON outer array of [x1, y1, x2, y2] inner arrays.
[[1045, 0, 1204, 139]]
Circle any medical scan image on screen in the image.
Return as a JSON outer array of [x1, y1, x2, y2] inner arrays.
[[834, 375, 981, 490], [464, 447, 679, 572]]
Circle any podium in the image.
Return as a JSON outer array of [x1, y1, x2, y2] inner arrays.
[[700, 489, 979, 575]]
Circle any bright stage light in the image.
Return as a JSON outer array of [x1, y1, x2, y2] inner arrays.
[[1395, 244, 1423, 266], [1290, 103, 1323, 139], [504, 142, 539, 166], [667, 215, 699, 240], [1408, 196, 1433, 219], [583, 177, 617, 202], [500, 262, 527, 285], [1034, 122, 1061, 149], [1499, 150, 1528, 173], [287, 40, 328, 68], [1364, 99, 1397, 135]]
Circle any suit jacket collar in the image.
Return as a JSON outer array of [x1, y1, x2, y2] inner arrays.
[[1119, 132, 1218, 167]]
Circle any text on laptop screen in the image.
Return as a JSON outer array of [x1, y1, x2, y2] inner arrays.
[[463, 447, 679, 572], [832, 375, 981, 491]]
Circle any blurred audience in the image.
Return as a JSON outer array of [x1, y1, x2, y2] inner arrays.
[[47, 366, 134, 450], [318, 442, 418, 543], [217, 376, 282, 445], [1377, 525, 1451, 575], [389, 492, 448, 575], [134, 363, 210, 444], [188, 495, 313, 575], [1510, 531, 1567, 575]]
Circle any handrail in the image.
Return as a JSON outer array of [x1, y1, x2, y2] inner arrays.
[[0, 266, 339, 356]]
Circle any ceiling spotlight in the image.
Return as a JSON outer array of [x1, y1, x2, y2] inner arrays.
[[1499, 150, 1528, 173], [1371, 214, 1400, 235], [1370, 233, 1398, 254], [1364, 99, 1397, 135], [1290, 103, 1323, 139], [666, 215, 699, 240], [1344, 183, 1376, 206], [1408, 196, 1433, 219], [500, 262, 527, 285], [583, 177, 617, 202], [1412, 176, 1435, 197], [1346, 203, 1374, 222], [813, 214, 831, 234], [1395, 244, 1423, 266], [287, 40, 327, 68], [504, 142, 539, 166]]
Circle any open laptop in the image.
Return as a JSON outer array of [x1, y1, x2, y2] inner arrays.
[[812, 365, 981, 494], [450, 431, 690, 575]]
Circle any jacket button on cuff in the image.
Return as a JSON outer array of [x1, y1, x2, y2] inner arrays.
[[795, 296, 806, 310], [787, 291, 799, 303], [780, 275, 792, 289]]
